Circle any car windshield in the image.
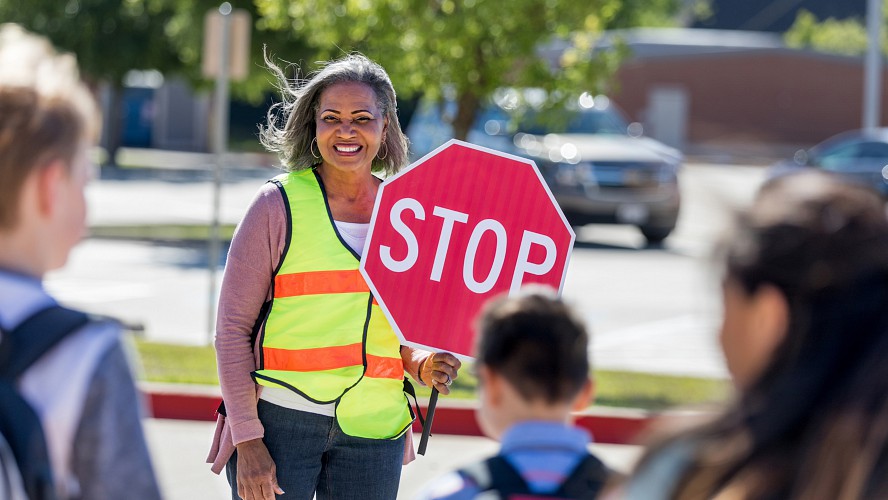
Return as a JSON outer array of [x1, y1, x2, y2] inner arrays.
[[486, 91, 630, 136], [406, 91, 635, 159], [514, 107, 630, 135], [810, 138, 888, 171]]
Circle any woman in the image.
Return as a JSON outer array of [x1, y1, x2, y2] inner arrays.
[[206, 53, 461, 500], [622, 171, 888, 499]]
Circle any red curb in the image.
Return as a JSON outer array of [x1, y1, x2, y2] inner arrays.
[[144, 389, 655, 445]]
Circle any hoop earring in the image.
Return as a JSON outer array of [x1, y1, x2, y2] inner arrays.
[[378, 141, 388, 160], [310, 137, 320, 159]]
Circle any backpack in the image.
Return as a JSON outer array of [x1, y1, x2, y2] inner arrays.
[[458, 453, 611, 499], [0, 306, 90, 500]]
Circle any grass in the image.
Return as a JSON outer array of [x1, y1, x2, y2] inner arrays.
[[90, 224, 237, 242], [135, 340, 220, 385], [133, 340, 731, 411]]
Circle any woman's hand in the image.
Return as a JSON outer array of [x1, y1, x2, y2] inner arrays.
[[236, 439, 284, 500], [420, 352, 462, 395]]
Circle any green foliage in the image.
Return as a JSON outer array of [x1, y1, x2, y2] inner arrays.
[[784, 6, 888, 57], [0, 0, 686, 127], [0, 0, 312, 101], [0, 0, 183, 85], [253, 0, 680, 139], [155, 0, 316, 103]]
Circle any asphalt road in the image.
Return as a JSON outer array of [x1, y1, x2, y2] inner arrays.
[[45, 162, 766, 378]]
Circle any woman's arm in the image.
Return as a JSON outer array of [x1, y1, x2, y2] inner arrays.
[[401, 345, 432, 385], [215, 183, 287, 446]]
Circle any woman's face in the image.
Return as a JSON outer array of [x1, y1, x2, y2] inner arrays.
[[719, 279, 788, 389], [315, 81, 387, 176]]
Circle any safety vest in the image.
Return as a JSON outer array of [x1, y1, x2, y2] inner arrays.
[[251, 169, 413, 440]]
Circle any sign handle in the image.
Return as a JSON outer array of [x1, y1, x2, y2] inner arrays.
[[417, 388, 439, 455]]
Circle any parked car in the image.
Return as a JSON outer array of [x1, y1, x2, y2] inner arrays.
[[768, 129, 888, 197], [406, 90, 683, 245]]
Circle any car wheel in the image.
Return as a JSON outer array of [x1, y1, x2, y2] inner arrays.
[[639, 225, 673, 245]]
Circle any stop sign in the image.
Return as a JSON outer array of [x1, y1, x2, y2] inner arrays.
[[360, 140, 575, 358]]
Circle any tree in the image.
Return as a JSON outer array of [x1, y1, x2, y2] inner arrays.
[[0, 0, 187, 162], [784, 7, 885, 56], [0, 0, 183, 86], [0, 0, 314, 159], [158, 0, 315, 104], [254, 0, 684, 140]]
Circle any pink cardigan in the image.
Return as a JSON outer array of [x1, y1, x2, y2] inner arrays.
[[206, 180, 431, 474]]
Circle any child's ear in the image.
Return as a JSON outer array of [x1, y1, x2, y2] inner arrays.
[[35, 160, 65, 217], [571, 377, 595, 412]]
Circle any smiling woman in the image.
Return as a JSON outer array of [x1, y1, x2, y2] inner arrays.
[[207, 53, 462, 500]]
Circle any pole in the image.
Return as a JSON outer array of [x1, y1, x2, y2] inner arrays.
[[863, 0, 882, 131], [417, 388, 439, 455], [208, 2, 232, 343]]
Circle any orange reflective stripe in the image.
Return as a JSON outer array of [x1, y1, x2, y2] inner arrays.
[[366, 355, 404, 379], [264, 343, 362, 372], [275, 270, 370, 298], [263, 345, 403, 380]]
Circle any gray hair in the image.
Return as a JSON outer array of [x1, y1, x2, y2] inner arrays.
[[260, 52, 409, 176]]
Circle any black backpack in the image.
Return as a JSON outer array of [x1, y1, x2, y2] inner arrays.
[[0, 306, 90, 500], [457, 453, 611, 499]]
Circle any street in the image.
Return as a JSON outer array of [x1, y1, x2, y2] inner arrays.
[[45, 162, 767, 378]]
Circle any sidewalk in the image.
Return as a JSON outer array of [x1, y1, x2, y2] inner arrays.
[[144, 418, 642, 500]]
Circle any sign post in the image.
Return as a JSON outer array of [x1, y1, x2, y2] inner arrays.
[[202, 3, 250, 343], [361, 140, 575, 452]]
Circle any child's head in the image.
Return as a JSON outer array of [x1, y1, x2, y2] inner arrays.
[[0, 24, 100, 273], [716, 171, 888, 390], [637, 170, 888, 499], [474, 289, 593, 438]]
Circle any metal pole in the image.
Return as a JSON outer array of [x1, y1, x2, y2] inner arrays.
[[863, 0, 882, 131], [209, 2, 232, 343], [417, 388, 439, 455]]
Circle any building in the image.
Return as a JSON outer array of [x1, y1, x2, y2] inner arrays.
[[597, 28, 888, 160]]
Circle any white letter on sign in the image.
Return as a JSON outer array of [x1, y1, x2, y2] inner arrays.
[[379, 198, 424, 272], [463, 219, 507, 294], [430, 206, 469, 282], [509, 230, 557, 295]]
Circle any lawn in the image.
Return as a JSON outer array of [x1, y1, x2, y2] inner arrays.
[[134, 339, 731, 412]]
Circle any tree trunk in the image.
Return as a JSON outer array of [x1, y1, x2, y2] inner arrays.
[[452, 91, 481, 141]]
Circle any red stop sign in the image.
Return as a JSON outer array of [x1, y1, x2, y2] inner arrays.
[[360, 140, 575, 358]]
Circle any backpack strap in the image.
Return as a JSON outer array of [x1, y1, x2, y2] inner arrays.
[[485, 455, 534, 497], [0, 306, 90, 378], [554, 454, 612, 499], [0, 305, 90, 500], [459, 453, 613, 500], [458, 455, 531, 498]]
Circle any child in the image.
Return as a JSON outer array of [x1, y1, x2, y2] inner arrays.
[[0, 24, 161, 499], [622, 172, 888, 498], [418, 289, 610, 499]]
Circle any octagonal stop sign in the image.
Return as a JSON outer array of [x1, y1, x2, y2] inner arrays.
[[360, 139, 575, 359]]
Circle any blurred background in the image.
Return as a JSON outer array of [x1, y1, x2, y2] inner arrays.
[[6, 1, 888, 496]]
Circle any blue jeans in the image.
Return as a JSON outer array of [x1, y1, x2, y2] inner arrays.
[[226, 400, 406, 500]]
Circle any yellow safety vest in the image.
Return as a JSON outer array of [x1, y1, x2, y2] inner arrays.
[[252, 169, 413, 439]]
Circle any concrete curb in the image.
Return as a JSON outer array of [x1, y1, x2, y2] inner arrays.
[[141, 383, 663, 446]]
